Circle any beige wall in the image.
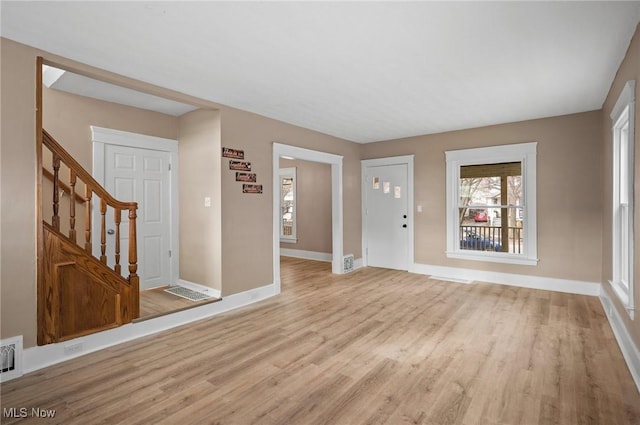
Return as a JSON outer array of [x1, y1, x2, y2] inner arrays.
[[600, 23, 640, 351], [219, 106, 362, 296], [178, 109, 222, 290], [43, 86, 179, 172], [1, 38, 39, 347], [364, 110, 604, 283], [279, 158, 332, 254]]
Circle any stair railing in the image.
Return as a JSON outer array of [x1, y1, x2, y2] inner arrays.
[[41, 129, 138, 286]]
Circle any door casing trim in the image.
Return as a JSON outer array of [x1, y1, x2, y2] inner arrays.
[[91, 126, 179, 287], [361, 155, 414, 270], [272, 143, 344, 294]]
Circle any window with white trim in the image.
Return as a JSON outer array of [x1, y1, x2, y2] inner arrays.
[[446, 142, 538, 265], [280, 167, 297, 243], [610, 80, 635, 318]]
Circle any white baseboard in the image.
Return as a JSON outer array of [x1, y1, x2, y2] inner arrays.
[[429, 275, 474, 284], [20, 283, 276, 377], [411, 263, 600, 296], [600, 287, 640, 394], [176, 279, 222, 299], [280, 248, 332, 262], [279, 250, 363, 273]]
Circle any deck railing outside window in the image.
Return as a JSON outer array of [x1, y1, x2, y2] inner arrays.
[[459, 225, 523, 254]]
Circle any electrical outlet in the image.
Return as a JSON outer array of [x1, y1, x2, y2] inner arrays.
[[64, 342, 83, 356]]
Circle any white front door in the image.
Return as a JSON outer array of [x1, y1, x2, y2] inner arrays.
[[104, 144, 172, 290], [364, 163, 409, 270]]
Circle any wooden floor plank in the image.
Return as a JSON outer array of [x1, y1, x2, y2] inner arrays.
[[1, 257, 639, 425], [138, 286, 221, 320]]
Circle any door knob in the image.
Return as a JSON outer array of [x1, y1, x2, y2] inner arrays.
[[107, 229, 115, 235]]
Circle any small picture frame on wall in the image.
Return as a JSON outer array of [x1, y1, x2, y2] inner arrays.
[[236, 172, 257, 182], [222, 147, 244, 159], [242, 184, 263, 194], [229, 160, 251, 171]]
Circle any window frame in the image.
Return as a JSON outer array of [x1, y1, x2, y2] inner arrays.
[[279, 167, 297, 243], [610, 80, 635, 319], [445, 142, 538, 265]]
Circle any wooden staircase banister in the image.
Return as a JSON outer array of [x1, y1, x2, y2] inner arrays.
[[42, 129, 137, 211], [39, 128, 140, 345]]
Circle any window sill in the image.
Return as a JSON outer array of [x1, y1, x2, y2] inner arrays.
[[280, 238, 297, 244], [446, 251, 539, 266]]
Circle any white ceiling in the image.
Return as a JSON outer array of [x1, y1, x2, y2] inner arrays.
[[2, 1, 640, 143]]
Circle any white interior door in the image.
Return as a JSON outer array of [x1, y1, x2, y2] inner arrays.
[[364, 163, 409, 270], [103, 144, 171, 290]]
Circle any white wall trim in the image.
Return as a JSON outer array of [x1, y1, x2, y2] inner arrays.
[[610, 79, 635, 319], [91, 126, 179, 151], [20, 283, 276, 376], [176, 278, 222, 299], [273, 143, 344, 295], [600, 286, 640, 393], [361, 155, 415, 270], [91, 126, 180, 286], [280, 248, 332, 262], [411, 263, 600, 296], [445, 142, 538, 265]]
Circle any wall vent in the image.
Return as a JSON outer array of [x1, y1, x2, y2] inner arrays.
[[0, 336, 23, 382], [343, 254, 355, 273]]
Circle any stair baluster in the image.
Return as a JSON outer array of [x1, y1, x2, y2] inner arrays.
[[114, 208, 122, 275], [68, 169, 77, 243], [52, 154, 60, 231], [100, 199, 107, 264], [84, 186, 92, 253]]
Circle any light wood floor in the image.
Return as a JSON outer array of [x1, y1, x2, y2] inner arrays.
[[138, 286, 221, 320], [2, 257, 639, 424]]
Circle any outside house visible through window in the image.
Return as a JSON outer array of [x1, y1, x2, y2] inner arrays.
[[459, 162, 523, 253], [280, 167, 296, 242], [446, 142, 538, 266]]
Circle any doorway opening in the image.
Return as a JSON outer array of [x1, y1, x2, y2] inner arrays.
[[272, 143, 344, 293]]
